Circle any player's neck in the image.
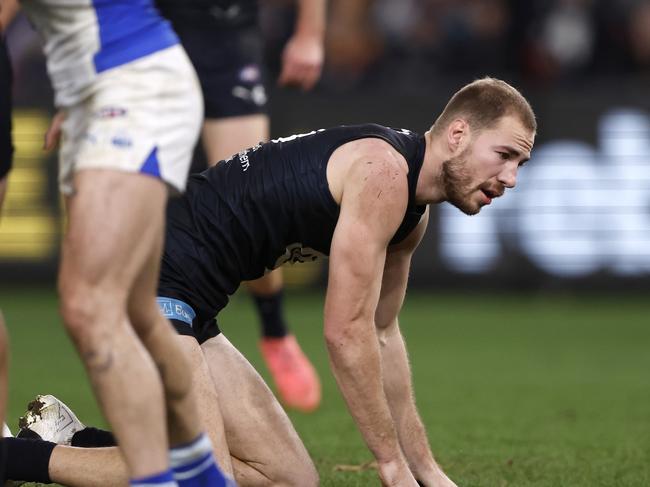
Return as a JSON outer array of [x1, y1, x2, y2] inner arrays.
[[415, 130, 447, 205]]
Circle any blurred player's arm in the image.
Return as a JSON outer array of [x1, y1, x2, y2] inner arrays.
[[0, 0, 18, 216], [376, 210, 458, 487], [0, 0, 19, 31], [324, 148, 419, 486], [277, 0, 326, 90], [325, 0, 381, 78]]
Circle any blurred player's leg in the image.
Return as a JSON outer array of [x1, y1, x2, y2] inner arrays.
[[58, 171, 173, 479], [126, 219, 200, 447], [53, 39, 231, 485], [61, 173, 229, 485], [201, 334, 318, 486], [202, 116, 321, 412]]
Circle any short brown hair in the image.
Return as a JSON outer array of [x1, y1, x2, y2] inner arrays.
[[431, 77, 536, 135]]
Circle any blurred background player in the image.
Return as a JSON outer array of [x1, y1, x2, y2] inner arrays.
[[155, 0, 326, 412], [17, 1, 230, 486], [0, 2, 19, 483], [0, 0, 18, 439]]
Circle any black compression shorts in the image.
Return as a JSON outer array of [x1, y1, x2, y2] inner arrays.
[[176, 27, 268, 120]]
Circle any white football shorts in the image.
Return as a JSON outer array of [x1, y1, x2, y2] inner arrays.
[[58, 44, 203, 195]]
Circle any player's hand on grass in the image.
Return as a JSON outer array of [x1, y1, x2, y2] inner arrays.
[[44, 110, 65, 151], [378, 458, 420, 487], [278, 32, 323, 91]]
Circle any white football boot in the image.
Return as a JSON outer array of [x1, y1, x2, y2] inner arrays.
[[17, 394, 85, 445]]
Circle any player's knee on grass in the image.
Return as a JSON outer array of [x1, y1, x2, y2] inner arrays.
[[234, 452, 318, 487], [279, 452, 319, 487], [199, 335, 318, 484]]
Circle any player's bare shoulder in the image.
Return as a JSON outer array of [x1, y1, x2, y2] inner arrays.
[[327, 137, 409, 206]]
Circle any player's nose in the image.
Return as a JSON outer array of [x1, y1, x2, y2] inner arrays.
[[497, 164, 517, 189]]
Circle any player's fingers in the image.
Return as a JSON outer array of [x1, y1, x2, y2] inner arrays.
[[278, 57, 303, 86], [277, 66, 291, 86], [280, 61, 319, 90], [300, 65, 322, 91]]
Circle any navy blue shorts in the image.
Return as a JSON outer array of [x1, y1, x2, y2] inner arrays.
[[177, 27, 268, 120], [0, 36, 14, 180]]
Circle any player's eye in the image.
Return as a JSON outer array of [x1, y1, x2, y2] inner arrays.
[[497, 152, 510, 160]]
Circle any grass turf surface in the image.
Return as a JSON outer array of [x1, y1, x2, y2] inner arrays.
[[1, 288, 649, 486]]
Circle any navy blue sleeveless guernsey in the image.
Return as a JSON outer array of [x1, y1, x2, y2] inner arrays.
[[159, 124, 426, 331]]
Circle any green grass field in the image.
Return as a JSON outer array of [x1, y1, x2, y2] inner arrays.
[[1, 287, 649, 486]]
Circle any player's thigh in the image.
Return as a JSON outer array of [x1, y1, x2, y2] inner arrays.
[[126, 221, 165, 334], [202, 114, 269, 165], [60, 170, 167, 294], [201, 335, 317, 485]]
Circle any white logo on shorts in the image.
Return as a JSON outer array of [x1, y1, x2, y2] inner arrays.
[[96, 107, 128, 119], [111, 135, 133, 148], [232, 85, 267, 106], [239, 65, 261, 83]]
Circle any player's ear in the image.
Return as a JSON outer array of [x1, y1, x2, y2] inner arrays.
[[447, 118, 469, 155]]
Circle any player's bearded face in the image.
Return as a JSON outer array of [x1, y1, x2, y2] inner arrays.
[[442, 148, 482, 215]]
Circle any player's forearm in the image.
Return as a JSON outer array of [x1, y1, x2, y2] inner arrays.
[[379, 322, 438, 479], [325, 317, 403, 463], [0, 0, 20, 32], [294, 0, 326, 39]]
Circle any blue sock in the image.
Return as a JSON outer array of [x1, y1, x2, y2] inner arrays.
[[170, 433, 233, 487], [130, 470, 177, 487]]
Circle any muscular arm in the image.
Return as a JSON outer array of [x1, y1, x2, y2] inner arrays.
[[324, 148, 417, 485], [294, 0, 326, 38], [376, 211, 457, 487]]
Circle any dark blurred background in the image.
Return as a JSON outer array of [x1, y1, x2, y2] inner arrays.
[[2, 0, 650, 290]]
